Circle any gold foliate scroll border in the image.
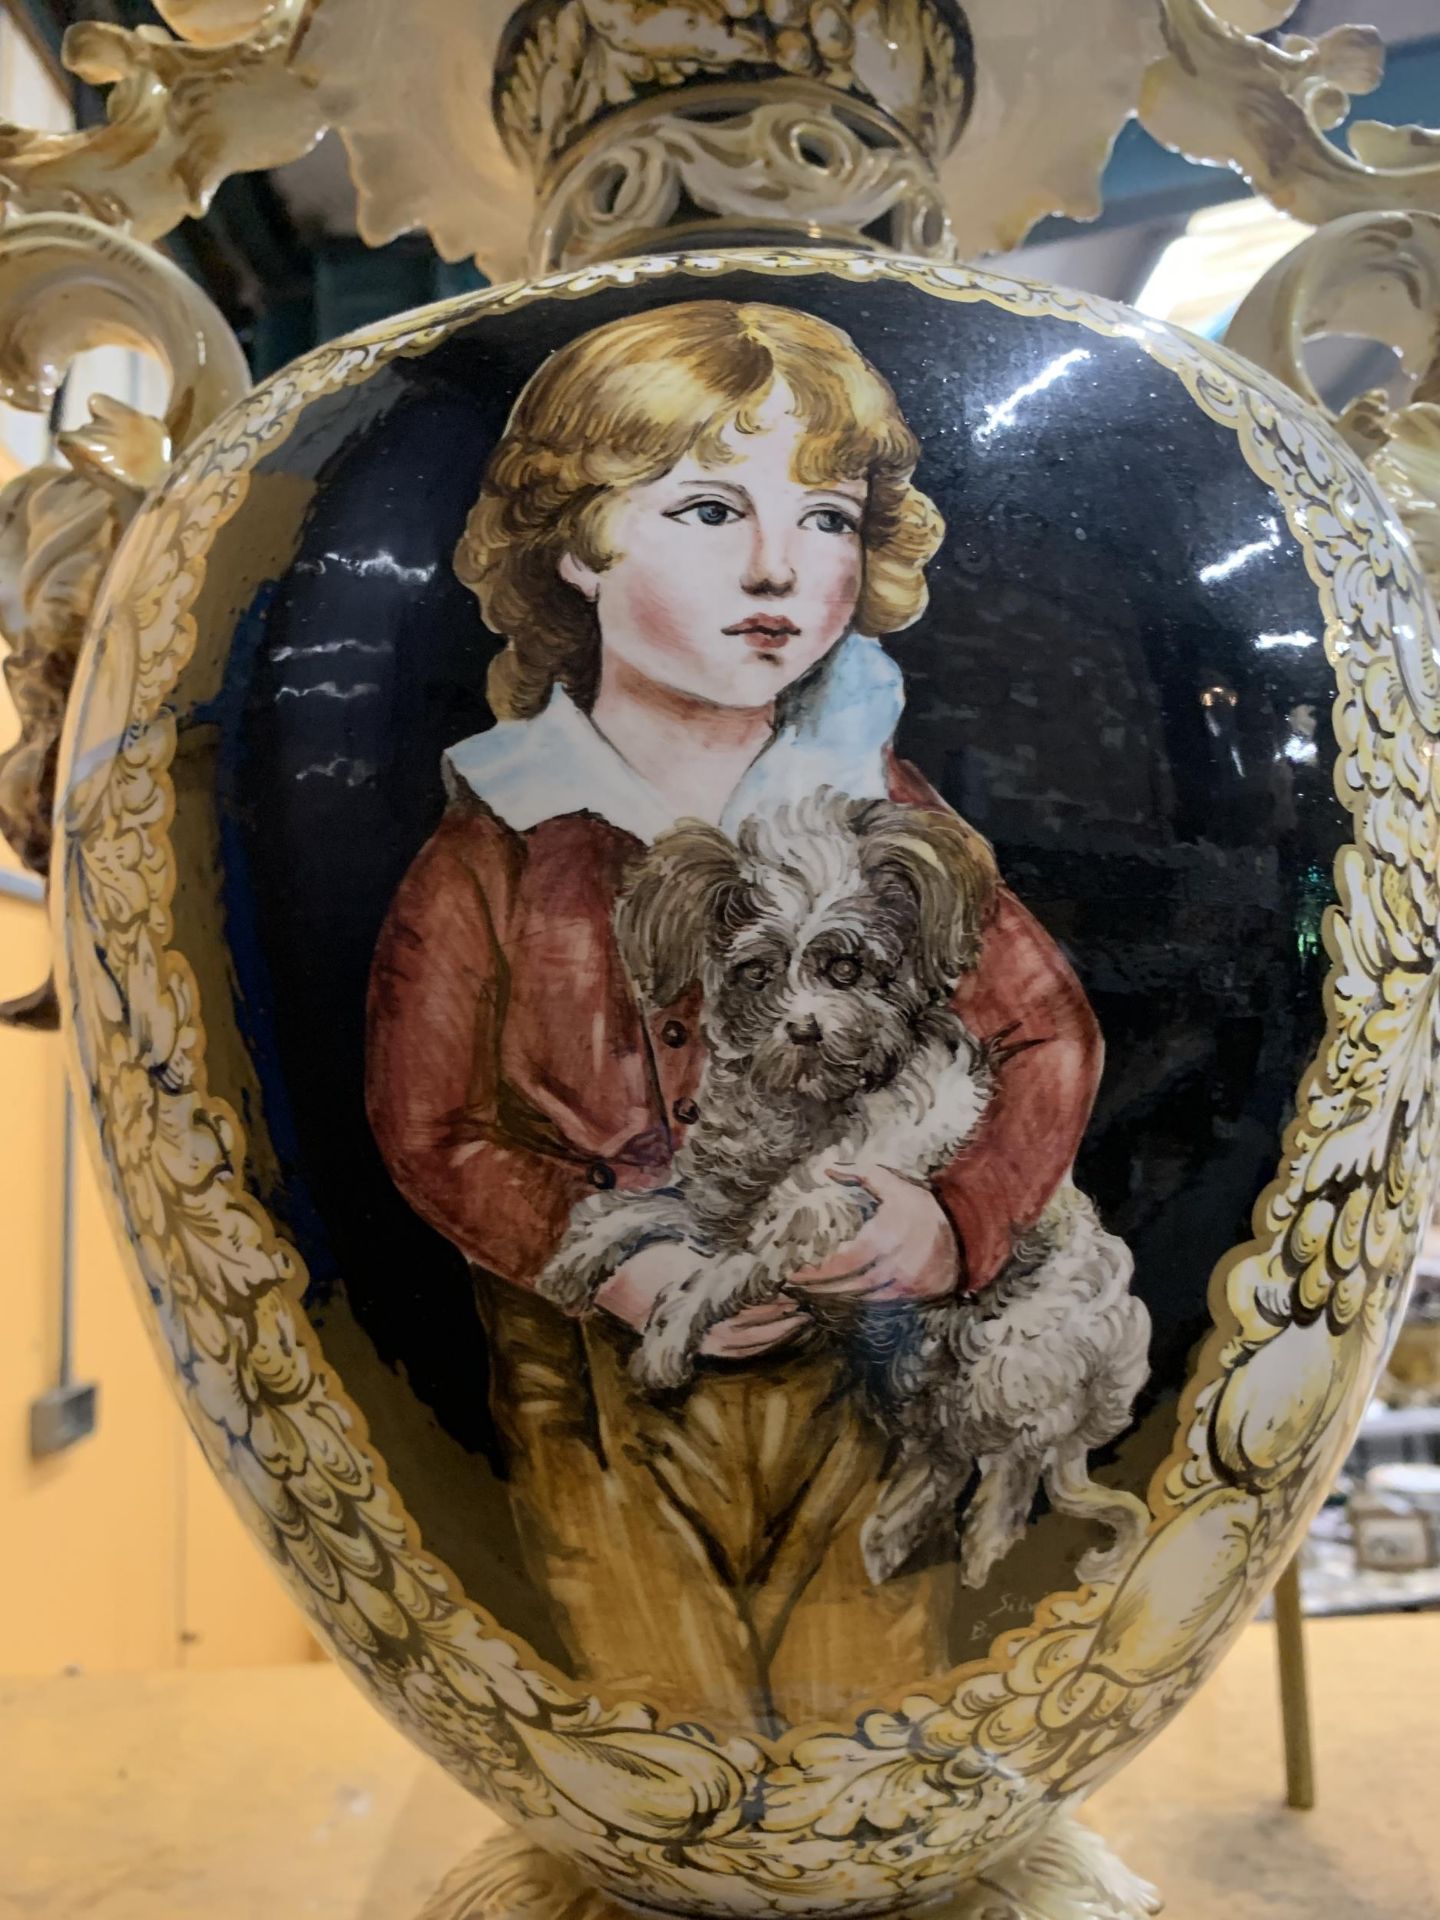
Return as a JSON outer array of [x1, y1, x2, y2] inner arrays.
[[56, 249, 1440, 1914]]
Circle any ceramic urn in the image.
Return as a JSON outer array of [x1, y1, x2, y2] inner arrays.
[[7, 1, 1440, 1916]]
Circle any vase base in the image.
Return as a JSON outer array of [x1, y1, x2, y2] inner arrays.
[[416, 1815, 1162, 1920]]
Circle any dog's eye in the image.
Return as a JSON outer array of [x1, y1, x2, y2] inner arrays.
[[824, 955, 863, 988], [732, 958, 772, 992]]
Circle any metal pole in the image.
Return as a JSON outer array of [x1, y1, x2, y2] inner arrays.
[[57, 1080, 76, 1387], [28, 1068, 99, 1457], [0, 867, 44, 904], [1273, 1554, 1316, 1811]]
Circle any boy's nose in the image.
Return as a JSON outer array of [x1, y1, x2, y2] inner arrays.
[[743, 527, 796, 595]]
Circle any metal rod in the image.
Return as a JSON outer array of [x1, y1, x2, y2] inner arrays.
[[28, 1069, 98, 1458], [58, 1079, 76, 1388], [1273, 1554, 1316, 1811], [0, 867, 44, 904]]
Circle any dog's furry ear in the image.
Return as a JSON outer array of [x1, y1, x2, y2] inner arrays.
[[852, 800, 999, 988], [616, 822, 749, 1005]]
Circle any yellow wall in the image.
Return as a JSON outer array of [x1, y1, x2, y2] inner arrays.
[[0, 1, 315, 1674], [1, 843, 317, 1674]]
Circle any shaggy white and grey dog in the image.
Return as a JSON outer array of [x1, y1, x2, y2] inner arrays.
[[539, 790, 1152, 1591]]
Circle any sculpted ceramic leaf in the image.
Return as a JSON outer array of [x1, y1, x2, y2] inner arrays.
[[1372, 405, 1440, 600], [151, 0, 292, 41], [293, 0, 1169, 275], [945, 0, 1166, 247], [1203, 0, 1297, 26], [294, 0, 533, 271], [1139, 0, 1440, 228]]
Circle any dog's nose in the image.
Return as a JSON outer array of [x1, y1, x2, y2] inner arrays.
[[786, 1014, 822, 1045]]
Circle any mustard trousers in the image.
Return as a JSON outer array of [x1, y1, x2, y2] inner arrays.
[[476, 1278, 954, 1735]]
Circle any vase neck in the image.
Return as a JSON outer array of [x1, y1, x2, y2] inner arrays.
[[493, 0, 975, 272]]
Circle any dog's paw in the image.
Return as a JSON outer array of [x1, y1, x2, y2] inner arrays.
[[631, 1284, 707, 1391], [770, 1188, 872, 1276], [958, 1503, 1020, 1591], [958, 1543, 1002, 1591], [630, 1332, 697, 1393], [860, 1513, 912, 1586], [809, 1178, 873, 1244], [536, 1253, 594, 1312]]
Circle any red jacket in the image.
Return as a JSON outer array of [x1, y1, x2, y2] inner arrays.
[[365, 756, 1102, 1295]]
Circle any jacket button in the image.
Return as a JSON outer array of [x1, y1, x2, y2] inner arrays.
[[673, 1097, 700, 1125], [660, 1019, 688, 1048], [587, 1162, 616, 1190]]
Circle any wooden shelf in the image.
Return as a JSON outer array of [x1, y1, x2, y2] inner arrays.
[[1359, 1402, 1440, 1441]]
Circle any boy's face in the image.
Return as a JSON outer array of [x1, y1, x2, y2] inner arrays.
[[561, 385, 864, 712]]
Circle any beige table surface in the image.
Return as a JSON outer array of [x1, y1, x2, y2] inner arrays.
[[1, 1613, 1435, 1920]]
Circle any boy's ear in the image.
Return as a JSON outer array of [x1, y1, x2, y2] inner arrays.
[[559, 551, 600, 602]]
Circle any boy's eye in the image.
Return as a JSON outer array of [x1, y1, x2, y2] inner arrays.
[[823, 954, 863, 988], [731, 958, 772, 991], [803, 506, 859, 536], [672, 499, 742, 528]]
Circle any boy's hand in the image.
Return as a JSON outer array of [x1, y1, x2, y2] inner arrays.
[[788, 1167, 961, 1303]]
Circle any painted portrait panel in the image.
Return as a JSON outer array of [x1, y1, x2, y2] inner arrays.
[[214, 270, 1344, 1737], [362, 303, 1148, 1728]]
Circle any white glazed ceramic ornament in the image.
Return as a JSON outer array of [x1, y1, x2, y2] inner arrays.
[[3, 6, 1440, 1918]]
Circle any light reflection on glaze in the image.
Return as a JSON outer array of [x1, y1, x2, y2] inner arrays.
[[976, 348, 1091, 442], [275, 680, 381, 702], [292, 548, 437, 586], [1199, 516, 1281, 585], [271, 638, 391, 662], [294, 755, 379, 786]]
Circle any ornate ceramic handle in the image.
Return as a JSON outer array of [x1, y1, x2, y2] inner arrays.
[[0, 213, 248, 1027], [1226, 209, 1440, 604]]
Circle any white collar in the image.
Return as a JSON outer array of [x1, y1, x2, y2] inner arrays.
[[442, 632, 905, 845]]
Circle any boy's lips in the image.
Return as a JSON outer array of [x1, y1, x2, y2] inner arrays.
[[724, 616, 800, 648]]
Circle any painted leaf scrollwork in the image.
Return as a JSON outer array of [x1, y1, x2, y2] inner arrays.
[[54, 250, 1440, 1914], [0, 213, 247, 1025], [1226, 212, 1440, 687], [1200, 215, 1440, 1588], [1167, 373, 1440, 1520]]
